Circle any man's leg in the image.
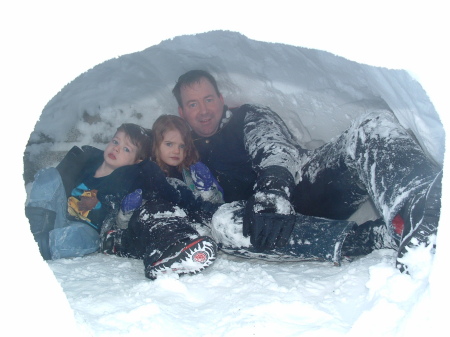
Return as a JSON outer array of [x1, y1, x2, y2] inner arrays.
[[296, 111, 439, 227], [293, 110, 441, 270], [293, 145, 368, 221], [396, 170, 442, 272], [211, 201, 355, 264]]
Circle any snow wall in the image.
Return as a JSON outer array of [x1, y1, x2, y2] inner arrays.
[[24, 31, 444, 183]]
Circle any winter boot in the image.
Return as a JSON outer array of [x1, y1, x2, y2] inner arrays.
[[396, 170, 442, 273], [341, 218, 398, 258], [25, 206, 56, 260], [101, 229, 122, 255], [145, 236, 218, 280]]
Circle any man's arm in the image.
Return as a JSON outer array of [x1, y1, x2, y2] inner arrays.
[[243, 104, 301, 181], [241, 104, 302, 250]]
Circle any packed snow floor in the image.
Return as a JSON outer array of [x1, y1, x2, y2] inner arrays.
[[48, 245, 435, 336]]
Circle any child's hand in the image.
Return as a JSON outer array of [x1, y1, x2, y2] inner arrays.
[[191, 162, 215, 191], [121, 189, 143, 213], [191, 162, 224, 196]]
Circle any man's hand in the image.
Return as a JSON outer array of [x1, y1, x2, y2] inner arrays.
[[243, 190, 295, 250]]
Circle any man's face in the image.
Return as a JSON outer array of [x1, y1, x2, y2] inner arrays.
[[178, 77, 224, 137]]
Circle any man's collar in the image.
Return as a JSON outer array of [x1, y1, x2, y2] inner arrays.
[[192, 105, 232, 141], [219, 105, 232, 129]]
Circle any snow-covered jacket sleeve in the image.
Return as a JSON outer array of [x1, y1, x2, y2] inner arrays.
[[241, 104, 302, 196]]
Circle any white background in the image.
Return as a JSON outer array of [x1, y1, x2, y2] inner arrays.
[[2, 1, 448, 335]]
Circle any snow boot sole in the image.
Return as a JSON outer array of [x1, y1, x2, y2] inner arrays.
[[145, 236, 217, 280]]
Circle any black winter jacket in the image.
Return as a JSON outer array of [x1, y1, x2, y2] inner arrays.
[[193, 104, 302, 203]]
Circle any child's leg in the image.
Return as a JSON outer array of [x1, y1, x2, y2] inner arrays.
[[49, 222, 100, 259], [26, 167, 68, 229], [103, 200, 217, 279], [26, 167, 69, 259], [119, 201, 202, 261]]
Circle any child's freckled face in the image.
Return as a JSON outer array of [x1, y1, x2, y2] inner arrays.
[[159, 129, 186, 167]]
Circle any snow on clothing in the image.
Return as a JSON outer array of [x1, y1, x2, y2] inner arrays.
[[192, 106, 301, 203], [27, 145, 216, 260], [192, 104, 439, 264], [112, 163, 223, 271], [114, 161, 223, 229], [109, 190, 220, 272]]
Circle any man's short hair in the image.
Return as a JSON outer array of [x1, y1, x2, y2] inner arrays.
[[116, 123, 152, 161], [172, 70, 221, 107]]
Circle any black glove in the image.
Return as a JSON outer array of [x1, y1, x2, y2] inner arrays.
[[243, 190, 296, 250], [243, 165, 296, 250]]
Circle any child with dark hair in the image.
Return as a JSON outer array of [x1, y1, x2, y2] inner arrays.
[[25, 123, 154, 260]]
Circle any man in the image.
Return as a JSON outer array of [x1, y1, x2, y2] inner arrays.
[[173, 69, 442, 273]]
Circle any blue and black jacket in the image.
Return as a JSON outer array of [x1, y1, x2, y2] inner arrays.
[[56, 145, 216, 232]]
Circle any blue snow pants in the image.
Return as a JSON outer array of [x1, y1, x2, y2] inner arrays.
[[26, 167, 100, 259]]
